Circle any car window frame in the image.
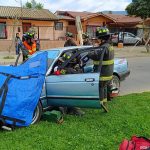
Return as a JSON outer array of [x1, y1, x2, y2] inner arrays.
[[49, 47, 105, 76]]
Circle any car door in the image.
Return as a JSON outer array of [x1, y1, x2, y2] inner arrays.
[[45, 48, 102, 108], [128, 33, 137, 44], [123, 33, 128, 44]]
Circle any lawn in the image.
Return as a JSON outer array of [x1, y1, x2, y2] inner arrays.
[[0, 92, 150, 150]]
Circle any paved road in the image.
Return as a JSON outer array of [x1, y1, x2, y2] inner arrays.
[[120, 56, 150, 95]]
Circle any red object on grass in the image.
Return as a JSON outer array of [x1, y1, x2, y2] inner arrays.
[[119, 136, 150, 150]]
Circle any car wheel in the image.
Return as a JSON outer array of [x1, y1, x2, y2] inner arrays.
[[31, 102, 42, 125], [107, 75, 120, 100]]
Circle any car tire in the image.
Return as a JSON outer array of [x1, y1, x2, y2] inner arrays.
[[31, 102, 42, 125], [107, 75, 120, 101]]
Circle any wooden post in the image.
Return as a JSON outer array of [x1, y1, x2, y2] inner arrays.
[[76, 16, 83, 45]]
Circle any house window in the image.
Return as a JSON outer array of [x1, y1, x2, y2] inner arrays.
[[22, 23, 31, 34], [55, 22, 63, 30], [0, 22, 7, 39], [68, 21, 75, 25]]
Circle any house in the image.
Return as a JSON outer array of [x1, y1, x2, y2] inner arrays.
[[0, 6, 67, 51], [104, 14, 142, 34], [55, 11, 116, 38], [55, 11, 143, 38]]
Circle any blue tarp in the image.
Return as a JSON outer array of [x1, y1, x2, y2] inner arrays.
[[0, 51, 48, 126]]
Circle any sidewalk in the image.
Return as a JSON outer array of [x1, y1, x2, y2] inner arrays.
[[114, 46, 150, 58], [0, 51, 21, 65]]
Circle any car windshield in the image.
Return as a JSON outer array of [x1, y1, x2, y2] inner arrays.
[[47, 50, 60, 68]]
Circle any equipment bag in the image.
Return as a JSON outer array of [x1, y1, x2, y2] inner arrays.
[[0, 51, 48, 127], [119, 136, 150, 150]]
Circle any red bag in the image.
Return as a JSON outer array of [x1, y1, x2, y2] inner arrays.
[[119, 136, 150, 150]]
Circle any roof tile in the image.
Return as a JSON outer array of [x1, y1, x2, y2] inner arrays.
[[0, 6, 58, 20]]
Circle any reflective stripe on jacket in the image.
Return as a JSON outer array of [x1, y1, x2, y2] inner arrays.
[[23, 41, 37, 55], [100, 44, 114, 81]]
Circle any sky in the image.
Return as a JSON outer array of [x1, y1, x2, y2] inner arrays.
[[0, 0, 132, 12]]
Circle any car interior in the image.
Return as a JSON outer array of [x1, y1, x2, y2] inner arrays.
[[51, 49, 98, 75]]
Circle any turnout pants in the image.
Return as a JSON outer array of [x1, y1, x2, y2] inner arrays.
[[99, 81, 109, 112]]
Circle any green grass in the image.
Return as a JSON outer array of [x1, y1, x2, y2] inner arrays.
[[0, 92, 150, 150], [3, 56, 15, 59]]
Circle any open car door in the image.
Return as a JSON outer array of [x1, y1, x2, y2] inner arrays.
[[46, 47, 104, 108]]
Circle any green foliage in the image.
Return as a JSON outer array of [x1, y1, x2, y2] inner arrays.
[[126, 0, 150, 19], [25, 2, 32, 9], [24, 0, 44, 9], [0, 92, 150, 150]]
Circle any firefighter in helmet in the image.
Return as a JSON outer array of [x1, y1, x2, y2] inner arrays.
[[64, 32, 77, 47], [21, 31, 37, 61], [82, 32, 92, 45], [88, 27, 114, 112]]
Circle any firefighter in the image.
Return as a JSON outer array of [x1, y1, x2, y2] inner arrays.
[[54, 52, 77, 75], [88, 27, 114, 112], [64, 32, 77, 47], [21, 31, 37, 61], [82, 33, 92, 45]]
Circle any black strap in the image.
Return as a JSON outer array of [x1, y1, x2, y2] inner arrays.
[[0, 72, 38, 80], [0, 84, 8, 115], [0, 74, 11, 114], [14, 53, 21, 66], [0, 73, 28, 127], [0, 51, 27, 128], [0, 115, 25, 124]]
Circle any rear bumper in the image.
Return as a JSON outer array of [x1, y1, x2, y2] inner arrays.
[[119, 70, 130, 81]]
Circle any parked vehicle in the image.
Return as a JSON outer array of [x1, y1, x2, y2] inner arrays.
[[32, 46, 130, 124], [112, 32, 142, 45]]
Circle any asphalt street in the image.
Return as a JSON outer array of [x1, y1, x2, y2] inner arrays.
[[120, 56, 150, 95]]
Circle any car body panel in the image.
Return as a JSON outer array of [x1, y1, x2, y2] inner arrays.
[[114, 58, 130, 80], [39, 46, 130, 109], [112, 32, 142, 44]]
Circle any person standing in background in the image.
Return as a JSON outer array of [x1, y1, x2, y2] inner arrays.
[[64, 32, 77, 47], [15, 33, 21, 55]]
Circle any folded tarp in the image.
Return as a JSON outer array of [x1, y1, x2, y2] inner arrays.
[[0, 51, 48, 127]]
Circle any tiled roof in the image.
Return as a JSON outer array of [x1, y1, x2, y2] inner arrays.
[[0, 6, 58, 21], [104, 14, 142, 24], [57, 15, 75, 20], [56, 11, 143, 25], [56, 11, 99, 20], [66, 11, 97, 19]]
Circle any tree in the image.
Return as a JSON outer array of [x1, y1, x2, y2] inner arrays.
[[126, 0, 150, 19], [126, 0, 150, 52], [24, 0, 44, 9]]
